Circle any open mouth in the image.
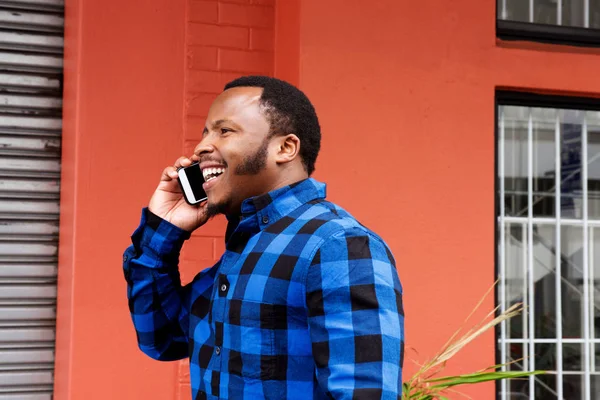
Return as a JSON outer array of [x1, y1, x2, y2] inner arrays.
[[202, 167, 225, 183]]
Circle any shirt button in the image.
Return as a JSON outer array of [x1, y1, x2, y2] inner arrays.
[[262, 216, 269, 224], [123, 255, 127, 262], [220, 284, 227, 292], [215, 347, 221, 355]]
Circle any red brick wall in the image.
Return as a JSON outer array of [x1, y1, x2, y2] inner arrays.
[[177, 1, 275, 397]]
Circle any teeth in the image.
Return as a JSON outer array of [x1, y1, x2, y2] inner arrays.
[[202, 167, 225, 181]]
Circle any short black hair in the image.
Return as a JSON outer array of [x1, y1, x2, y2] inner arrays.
[[224, 75, 321, 176]]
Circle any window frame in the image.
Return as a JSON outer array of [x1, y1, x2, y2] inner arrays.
[[494, 91, 600, 400], [496, 2, 600, 48]]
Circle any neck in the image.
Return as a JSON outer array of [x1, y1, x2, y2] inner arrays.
[[224, 168, 309, 217], [265, 168, 309, 194]]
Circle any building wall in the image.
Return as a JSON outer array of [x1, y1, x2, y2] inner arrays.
[[56, 1, 187, 399], [55, 0, 600, 399], [178, 0, 275, 398], [291, 1, 600, 399]]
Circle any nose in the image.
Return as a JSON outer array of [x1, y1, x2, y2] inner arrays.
[[193, 139, 215, 159]]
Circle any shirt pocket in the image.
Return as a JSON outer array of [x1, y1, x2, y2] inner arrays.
[[227, 299, 287, 381]]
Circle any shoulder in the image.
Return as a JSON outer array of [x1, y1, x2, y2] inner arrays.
[[295, 200, 395, 263]]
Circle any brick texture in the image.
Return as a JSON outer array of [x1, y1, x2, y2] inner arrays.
[[178, 0, 274, 395], [250, 28, 274, 51], [188, 23, 249, 48], [189, 1, 218, 23], [218, 3, 274, 28], [219, 49, 274, 73], [187, 46, 218, 71]]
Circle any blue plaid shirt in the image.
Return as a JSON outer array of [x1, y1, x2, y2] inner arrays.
[[123, 178, 404, 399]]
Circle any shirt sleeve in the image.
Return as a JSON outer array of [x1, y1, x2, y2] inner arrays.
[[305, 228, 405, 400], [123, 208, 216, 361]]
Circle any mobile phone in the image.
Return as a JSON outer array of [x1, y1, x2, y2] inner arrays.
[[177, 162, 208, 205]]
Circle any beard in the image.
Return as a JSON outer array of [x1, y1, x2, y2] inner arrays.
[[205, 200, 229, 219], [205, 135, 271, 218], [234, 134, 269, 175]]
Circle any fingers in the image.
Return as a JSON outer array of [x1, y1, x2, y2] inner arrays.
[[174, 155, 194, 170], [161, 156, 195, 181]]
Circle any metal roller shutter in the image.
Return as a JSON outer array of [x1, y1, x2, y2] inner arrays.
[[0, 0, 63, 398]]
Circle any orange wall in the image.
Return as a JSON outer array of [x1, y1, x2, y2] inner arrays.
[[56, 0, 186, 398], [178, 0, 275, 397], [56, 0, 600, 399], [287, 1, 600, 399], [57, 0, 276, 399]]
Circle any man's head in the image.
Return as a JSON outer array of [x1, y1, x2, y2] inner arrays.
[[193, 76, 321, 217]]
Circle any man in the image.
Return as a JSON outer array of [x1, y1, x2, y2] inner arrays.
[[123, 76, 404, 399]]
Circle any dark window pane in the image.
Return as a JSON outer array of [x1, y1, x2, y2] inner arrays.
[[535, 372, 557, 400], [503, 0, 531, 22], [593, 0, 600, 28], [563, 375, 584, 399], [561, 226, 584, 339], [562, 0, 585, 26], [563, 343, 584, 371], [535, 0, 558, 24]]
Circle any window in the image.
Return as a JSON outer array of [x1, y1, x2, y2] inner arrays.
[[497, 92, 600, 399], [497, 0, 600, 46]]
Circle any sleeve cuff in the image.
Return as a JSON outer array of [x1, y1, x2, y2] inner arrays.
[[130, 208, 191, 264]]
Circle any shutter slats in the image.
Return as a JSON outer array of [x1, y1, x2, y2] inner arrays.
[[0, 10, 63, 32], [0, 31, 63, 52], [0, 242, 57, 256], [0, 221, 58, 235], [0, 393, 51, 400], [0, 349, 53, 366], [0, 94, 62, 110], [0, 370, 52, 386], [0, 0, 62, 396], [0, 284, 56, 299], [0, 306, 54, 321], [0, 263, 56, 279], [0, 73, 60, 92], [0, 327, 54, 343]]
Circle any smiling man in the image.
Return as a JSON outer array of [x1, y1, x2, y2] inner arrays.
[[123, 76, 404, 400]]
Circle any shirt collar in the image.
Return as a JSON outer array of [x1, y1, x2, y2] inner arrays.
[[238, 178, 326, 231]]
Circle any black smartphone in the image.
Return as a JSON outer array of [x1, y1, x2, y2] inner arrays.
[[177, 162, 208, 205]]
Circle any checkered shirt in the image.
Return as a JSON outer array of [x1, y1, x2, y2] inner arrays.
[[123, 178, 404, 399]]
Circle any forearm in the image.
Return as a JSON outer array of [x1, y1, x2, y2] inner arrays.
[[123, 208, 191, 361]]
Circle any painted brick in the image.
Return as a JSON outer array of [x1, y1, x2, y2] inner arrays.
[[187, 93, 217, 116], [184, 119, 206, 142], [177, 383, 192, 400], [188, 46, 218, 70], [192, 215, 227, 238], [178, 360, 190, 383], [188, 23, 249, 48], [183, 139, 200, 158], [189, 1, 218, 24], [249, 28, 273, 51], [251, 0, 274, 5], [218, 48, 273, 73], [188, 70, 223, 93], [218, 71, 247, 88], [180, 259, 216, 283], [218, 3, 274, 28], [182, 236, 215, 261], [214, 236, 226, 258], [220, 0, 251, 3]]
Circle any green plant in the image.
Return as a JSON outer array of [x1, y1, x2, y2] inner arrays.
[[401, 284, 545, 399]]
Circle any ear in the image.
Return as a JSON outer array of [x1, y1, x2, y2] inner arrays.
[[272, 134, 301, 165]]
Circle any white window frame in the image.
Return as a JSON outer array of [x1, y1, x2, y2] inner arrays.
[[496, 92, 600, 400]]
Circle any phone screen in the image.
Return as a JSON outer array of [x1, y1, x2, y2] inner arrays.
[[178, 163, 207, 204]]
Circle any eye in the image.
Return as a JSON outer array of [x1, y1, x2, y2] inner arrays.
[[220, 128, 232, 135]]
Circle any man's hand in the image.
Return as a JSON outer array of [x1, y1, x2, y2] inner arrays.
[[148, 156, 209, 232]]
